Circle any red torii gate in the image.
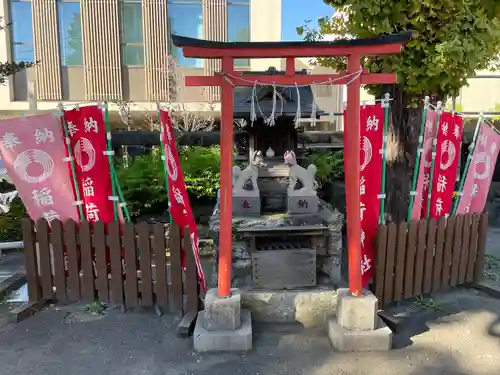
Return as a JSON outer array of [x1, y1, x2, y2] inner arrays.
[[172, 33, 411, 298]]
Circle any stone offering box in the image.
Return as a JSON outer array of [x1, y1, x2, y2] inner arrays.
[[209, 200, 345, 293]]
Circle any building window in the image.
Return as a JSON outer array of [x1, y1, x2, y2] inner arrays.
[[120, 0, 144, 66], [228, 0, 250, 67], [10, 0, 34, 63], [167, 1, 203, 68], [58, 1, 83, 66]]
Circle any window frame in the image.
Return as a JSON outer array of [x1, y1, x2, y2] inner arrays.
[[167, 0, 203, 68], [120, 0, 144, 67], [57, 0, 83, 67], [228, 0, 250, 68], [10, 0, 35, 64]]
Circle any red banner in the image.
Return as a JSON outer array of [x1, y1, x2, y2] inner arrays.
[[456, 122, 500, 214], [64, 105, 116, 223], [429, 112, 463, 218], [160, 110, 206, 290], [411, 108, 437, 220], [0, 114, 79, 223], [359, 104, 384, 286]]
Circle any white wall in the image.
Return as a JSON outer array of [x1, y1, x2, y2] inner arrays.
[[250, 0, 282, 71]]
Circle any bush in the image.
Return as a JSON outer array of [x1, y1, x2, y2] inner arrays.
[[116, 146, 220, 218], [306, 150, 344, 187], [0, 197, 27, 242]]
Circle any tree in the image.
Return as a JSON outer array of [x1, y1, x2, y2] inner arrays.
[[65, 13, 83, 66], [298, 0, 500, 221], [0, 17, 33, 84]]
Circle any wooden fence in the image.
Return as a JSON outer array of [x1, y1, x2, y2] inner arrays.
[[22, 219, 200, 316], [373, 213, 488, 307]]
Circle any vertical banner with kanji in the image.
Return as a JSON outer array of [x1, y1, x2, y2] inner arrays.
[[456, 122, 500, 214], [160, 109, 206, 290], [429, 113, 463, 218], [411, 108, 437, 220], [359, 104, 384, 286], [0, 114, 79, 222], [64, 105, 116, 223]]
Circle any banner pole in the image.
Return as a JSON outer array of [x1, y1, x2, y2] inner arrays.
[[407, 96, 430, 222], [451, 115, 483, 215], [157, 104, 173, 224], [379, 93, 390, 225], [57, 103, 85, 221], [102, 102, 119, 222], [425, 101, 443, 219], [111, 168, 131, 221]]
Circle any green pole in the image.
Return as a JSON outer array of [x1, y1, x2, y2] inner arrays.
[[157, 104, 172, 223], [407, 96, 430, 222], [111, 167, 131, 221], [102, 102, 119, 222], [425, 101, 443, 219], [451, 116, 483, 215], [379, 93, 390, 225], [102, 101, 131, 222], [58, 104, 85, 221]]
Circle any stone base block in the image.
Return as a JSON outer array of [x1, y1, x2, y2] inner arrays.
[[203, 288, 241, 331], [241, 286, 337, 328], [193, 310, 253, 352], [287, 196, 318, 214], [337, 288, 378, 330], [328, 317, 392, 352], [233, 196, 261, 216]]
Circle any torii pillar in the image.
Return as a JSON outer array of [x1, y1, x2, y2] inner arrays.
[[172, 34, 410, 301]]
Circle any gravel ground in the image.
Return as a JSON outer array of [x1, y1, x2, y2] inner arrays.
[[0, 288, 499, 375], [484, 228, 500, 286]]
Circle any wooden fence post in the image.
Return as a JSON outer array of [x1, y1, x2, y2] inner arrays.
[[22, 219, 41, 302], [183, 227, 199, 315], [473, 213, 489, 282]]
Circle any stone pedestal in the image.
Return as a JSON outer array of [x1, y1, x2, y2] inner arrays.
[[233, 196, 261, 216], [193, 288, 252, 352], [287, 196, 318, 214], [328, 288, 392, 352]]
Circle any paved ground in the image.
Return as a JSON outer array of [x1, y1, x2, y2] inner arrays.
[[0, 288, 498, 375], [0, 231, 498, 375], [485, 228, 500, 287], [0, 252, 24, 284]]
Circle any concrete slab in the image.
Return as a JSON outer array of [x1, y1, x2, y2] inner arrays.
[[241, 285, 337, 327], [337, 288, 378, 330], [328, 317, 392, 352], [203, 288, 241, 331], [193, 310, 252, 352]]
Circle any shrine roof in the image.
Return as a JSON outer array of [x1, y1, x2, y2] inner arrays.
[[171, 32, 412, 58], [234, 69, 326, 118], [172, 33, 412, 50]]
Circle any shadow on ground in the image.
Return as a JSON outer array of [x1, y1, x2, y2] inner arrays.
[[382, 287, 500, 351], [0, 288, 499, 375]]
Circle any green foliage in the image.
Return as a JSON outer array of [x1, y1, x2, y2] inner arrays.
[[306, 150, 344, 187], [178, 145, 221, 199], [0, 197, 27, 242], [116, 146, 220, 218], [493, 103, 500, 121], [0, 18, 34, 83], [299, 0, 500, 101]]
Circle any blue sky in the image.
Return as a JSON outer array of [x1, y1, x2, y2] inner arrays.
[[281, 0, 333, 41]]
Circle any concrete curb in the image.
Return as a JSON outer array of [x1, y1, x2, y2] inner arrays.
[[0, 273, 26, 301], [7, 300, 49, 323], [468, 281, 500, 300]]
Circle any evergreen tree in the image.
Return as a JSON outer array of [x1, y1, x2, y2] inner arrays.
[[298, 0, 500, 220]]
